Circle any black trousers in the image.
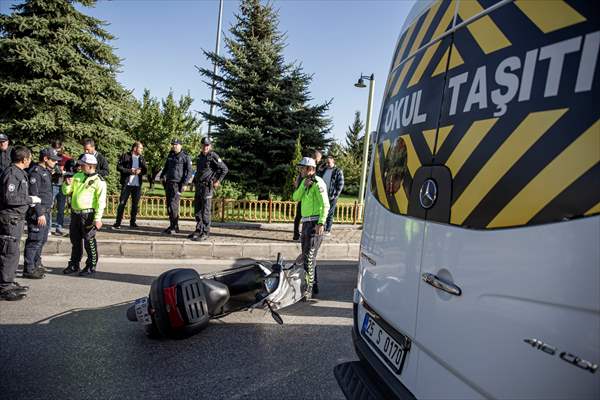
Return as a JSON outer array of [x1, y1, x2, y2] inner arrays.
[[0, 216, 24, 286], [164, 181, 181, 229], [24, 211, 51, 273], [301, 220, 323, 289], [293, 202, 302, 238], [69, 212, 98, 269], [115, 185, 141, 225], [194, 185, 212, 236]]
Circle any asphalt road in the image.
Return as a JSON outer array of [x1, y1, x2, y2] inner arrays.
[[0, 256, 358, 400]]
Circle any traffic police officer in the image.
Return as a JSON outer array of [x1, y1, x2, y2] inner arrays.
[[161, 138, 192, 235], [62, 154, 107, 276], [188, 137, 228, 241], [292, 157, 329, 299], [0, 146, 41, 301], [23, 148, 60, 279], [0, 133, 12, 174]]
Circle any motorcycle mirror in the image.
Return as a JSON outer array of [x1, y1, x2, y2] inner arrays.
[[126, 304, 138, 322], [266, 301, 284, 325], [271, 310, 284, 325]]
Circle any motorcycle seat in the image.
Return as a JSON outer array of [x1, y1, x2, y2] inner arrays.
[[202, 279, 230, 315]]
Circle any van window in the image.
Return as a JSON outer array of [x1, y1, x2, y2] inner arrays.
[[372, 0, 457, 215]]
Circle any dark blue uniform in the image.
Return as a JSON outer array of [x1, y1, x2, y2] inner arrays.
[[0, 146, 12, 175], [24, 163, 53, 273], [192, 151, 228, 238], [0, 165, 33, 290], [161, 150, 192, 231]]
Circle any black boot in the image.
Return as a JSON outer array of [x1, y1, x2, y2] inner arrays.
[[63, 264, 80, 274], [190, 234, 208, 242], [2, 282, 28, 292], [79, 266, 96, 276], [0, 289, 26, 301], [23, 268, 45, 279]]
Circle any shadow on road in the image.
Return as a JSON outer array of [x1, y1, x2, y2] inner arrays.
[[0, 262, 358, 399], [43, 266, 157, 286]]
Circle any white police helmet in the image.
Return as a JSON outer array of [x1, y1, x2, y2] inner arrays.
[[297, 157, 316, 168]]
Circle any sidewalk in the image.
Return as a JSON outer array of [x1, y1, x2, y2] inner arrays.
[[38, 219, 362, 260]]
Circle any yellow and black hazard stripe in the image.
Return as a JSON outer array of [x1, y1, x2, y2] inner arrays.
[[372, 0, 599, 229]]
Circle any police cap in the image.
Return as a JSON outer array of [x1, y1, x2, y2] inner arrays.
[[40, 147, 60, 161], [201, 137, 211, 145], [0, 133, 8, 142]]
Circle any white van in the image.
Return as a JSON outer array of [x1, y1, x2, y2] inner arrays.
[[335, 0, 599, 399]]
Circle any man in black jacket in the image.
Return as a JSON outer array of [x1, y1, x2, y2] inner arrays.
[[0, 133, 13, 175], [318, 153, 344, 235], [188, 137, 228, 241], [113, 141, 147, 229], [80, 138, 109, 178], [23, 148, 60, 279], [161, 139, 192, 234], [0, 146, 41, 301]]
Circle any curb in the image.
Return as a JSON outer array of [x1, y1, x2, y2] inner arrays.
[[37, 237, 359, 260]]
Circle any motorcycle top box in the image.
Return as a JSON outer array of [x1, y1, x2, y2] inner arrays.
[[127, 254, 306, 339]]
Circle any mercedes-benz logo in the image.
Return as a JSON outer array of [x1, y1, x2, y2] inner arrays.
[[419, 179, 437, 209]]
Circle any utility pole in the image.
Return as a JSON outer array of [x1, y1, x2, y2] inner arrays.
[[207, 0, 224, 139]]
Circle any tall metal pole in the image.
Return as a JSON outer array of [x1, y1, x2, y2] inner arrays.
[[207, 0, 224, 139], [358, 74, 375, 204]]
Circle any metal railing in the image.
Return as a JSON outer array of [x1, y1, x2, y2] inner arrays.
[[103, 196, 363, 224]]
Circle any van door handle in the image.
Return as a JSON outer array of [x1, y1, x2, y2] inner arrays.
[[422, 273, 462, 296]]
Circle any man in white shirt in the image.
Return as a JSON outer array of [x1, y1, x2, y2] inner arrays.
[[113, 142, 147, 229]]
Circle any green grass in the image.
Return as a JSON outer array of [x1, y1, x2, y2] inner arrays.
[[142, 186, 195, 198], [142, 186, 358, 202]]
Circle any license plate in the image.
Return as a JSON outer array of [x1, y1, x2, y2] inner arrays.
[[361, 313, 409, 374], [135, 297, 152, 326]]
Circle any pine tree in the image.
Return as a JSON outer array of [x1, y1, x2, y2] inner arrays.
[[282, 134, 302, 200], [198, 0, 332, 198], [345, 111, 365, 159], [0, 0, 135, 192]]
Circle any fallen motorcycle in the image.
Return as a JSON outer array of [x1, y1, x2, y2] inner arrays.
[[126, 253, 306, 339]]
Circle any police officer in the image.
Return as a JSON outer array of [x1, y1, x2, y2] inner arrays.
[[188, 137, 228, 241], [161, 139, 192, 235], [0, 146, 41, 301], [23, 148, 60, 279], [292, 157, 329, 299], [62, 154, 107, 276], [293, 149, 325, 240], [0, 133, 12, 174]]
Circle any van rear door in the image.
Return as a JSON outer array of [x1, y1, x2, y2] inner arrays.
[[358, 0, 456, 395], [415, 0, 600, 398]]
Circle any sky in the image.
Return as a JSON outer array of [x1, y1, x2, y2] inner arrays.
[[1, 0, 415, 143]]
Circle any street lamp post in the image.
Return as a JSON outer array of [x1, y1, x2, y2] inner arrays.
[[207, 0, 224, 139], [354, 73, 375, 205]]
